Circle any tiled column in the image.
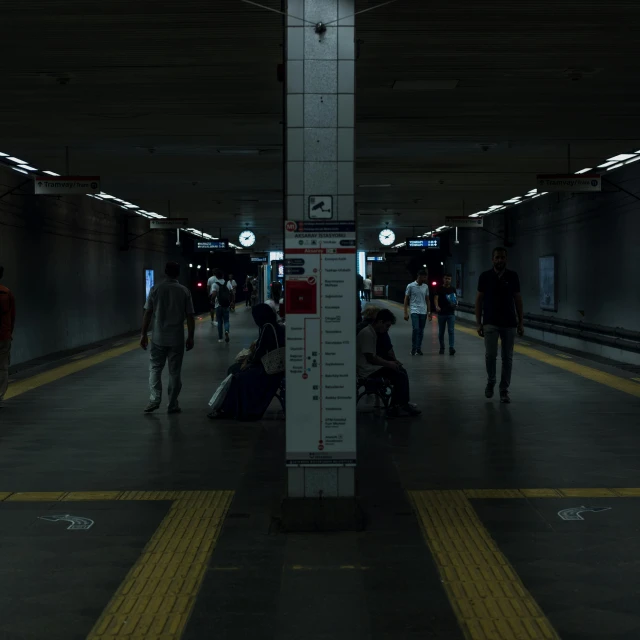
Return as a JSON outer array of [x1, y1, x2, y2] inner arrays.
[[285, 0, 356, 499]]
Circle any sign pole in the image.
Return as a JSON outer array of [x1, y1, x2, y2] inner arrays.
[[283, 0, 361, 530]]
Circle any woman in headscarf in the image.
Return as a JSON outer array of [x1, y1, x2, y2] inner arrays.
[[208, 303, 285, 421]]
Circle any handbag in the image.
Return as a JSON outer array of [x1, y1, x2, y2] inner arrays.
[[261, 324, 285, 375], [208, 374, 233, 410]]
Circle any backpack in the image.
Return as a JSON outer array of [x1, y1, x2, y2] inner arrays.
[[217, 281, 231, 308]]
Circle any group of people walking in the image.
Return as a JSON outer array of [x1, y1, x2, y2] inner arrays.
[[139, 247, 523, 418]]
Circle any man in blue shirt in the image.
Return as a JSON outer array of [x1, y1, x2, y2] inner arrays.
[[404, 269, 433, 356], [475, 247, 524, 403]]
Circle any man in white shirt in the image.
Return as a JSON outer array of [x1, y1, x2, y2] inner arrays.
[[227, 273, 238, 311], [357, 308, 421, 417], [209, 269, 233, 343], [207, 273, 219, 325], [140, 262, 195, 414], [363, 276, 372, 302], [404, 269, 432, 356]]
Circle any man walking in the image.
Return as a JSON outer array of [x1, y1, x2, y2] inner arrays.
[[210, 269, 232, 343], [140, 262, 195, 414], [207, 271, 219, 325], [227, 273, 238, 312], [0, 266, 16, 409], [434, 273, 458, 355], [475, 247, 524, 403], [363, 275, 372, 302], [404, 269, 432, 356]]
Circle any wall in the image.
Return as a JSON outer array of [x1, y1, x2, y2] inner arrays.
[[0, 166, 186, 366], [447, 162, 640, 333]]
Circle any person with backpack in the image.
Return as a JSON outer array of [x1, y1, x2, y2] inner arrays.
[[210, 269, 232, 343], [0, 265, 16, 409]]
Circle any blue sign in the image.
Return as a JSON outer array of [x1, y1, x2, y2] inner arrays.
[[367, 256, 384, 262], [407, 237, 440, 249], [196, 240, 228, 251]]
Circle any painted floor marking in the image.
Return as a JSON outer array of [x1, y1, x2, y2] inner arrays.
[[409, 490, 559, 640], [5, 319, 207, 401], [0, 490, 233, 639]]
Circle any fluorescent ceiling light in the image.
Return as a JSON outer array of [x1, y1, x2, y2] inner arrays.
[[42, 170, 60, 176], [607, 162, 625, 170], [598, 161, 619, 168], [358, 184, 392, 188], [607, 153, 636, 162], [98, 193, 115, 199], [469, 213, 483, 217], [436, 226, 447, 231], [625, 156, 640, 164], [574, 168, 592, 174], [18, 165, 37, 171], [124, 204, 139, 209], [503, 197, 522, 204], [7, 157, 27, 164], [0, 152, 9, 157], [12, 167, 28, 174]]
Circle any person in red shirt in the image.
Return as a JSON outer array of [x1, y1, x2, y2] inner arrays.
[[0, 266, 16, 408]]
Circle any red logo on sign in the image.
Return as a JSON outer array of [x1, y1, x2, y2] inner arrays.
[[286, 221, 297, 232], [307, 277, 316, 285], [302, 373, 308, 379], [318, 444, 324, 451]]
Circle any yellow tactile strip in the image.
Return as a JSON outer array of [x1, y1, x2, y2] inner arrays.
[[0, 490, 234, 639], [409, 490, 560, 640], [462, 488, 636, 499]]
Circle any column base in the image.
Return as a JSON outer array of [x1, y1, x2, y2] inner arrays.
[[280, 497, 366, 532]]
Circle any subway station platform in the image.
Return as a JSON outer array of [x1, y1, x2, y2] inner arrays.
[[1, 304, 639, 639]]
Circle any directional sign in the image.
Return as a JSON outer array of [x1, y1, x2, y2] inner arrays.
[[308, 195, 333, 219], [34, 176, 100, 195], [445, 216, 484, 228], [149, 218, 188, 230], [195, 240, 229, 251], [557, 506, 611, 521], [407, 237, 440, 249], [39, 514, 95, 530], [537, 174, 601, 192]]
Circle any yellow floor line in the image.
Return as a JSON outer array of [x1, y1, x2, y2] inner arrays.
[[5, 318, 207, 401], [384, 300, 639, 399], [408, 490, 560, 640]]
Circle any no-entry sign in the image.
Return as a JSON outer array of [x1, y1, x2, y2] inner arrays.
[[34, 176, 100, 195]]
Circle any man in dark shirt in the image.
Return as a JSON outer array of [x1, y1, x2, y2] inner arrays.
[[475, 247, 524, 403], [434, 273, 458, 356]]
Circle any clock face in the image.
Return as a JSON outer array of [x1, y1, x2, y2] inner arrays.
[[378, 228, 396, 246], [239, 230, 256, 247]]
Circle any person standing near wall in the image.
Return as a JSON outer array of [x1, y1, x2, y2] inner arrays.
[[0, 266, 16, 409], [434, 273, 458, 356], [404, 269, 432, 356], [475, 247, 524, 404], [140, 261, 195, 414]]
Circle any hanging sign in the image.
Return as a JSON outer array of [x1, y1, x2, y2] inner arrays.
[[536, 174, 601, 192], [284, 220, 356, 467], [407, 237, 441, 249], [445, 216, 484, 228], [34, 176, 100, 195], [149, 218, 188, 230], [195, 240, 228, 251]]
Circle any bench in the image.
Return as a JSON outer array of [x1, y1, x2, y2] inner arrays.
[[356, 376, 392, 409]]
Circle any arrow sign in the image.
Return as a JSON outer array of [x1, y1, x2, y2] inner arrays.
[[557, 506, 611, 521], [39, 514, 95, 530]]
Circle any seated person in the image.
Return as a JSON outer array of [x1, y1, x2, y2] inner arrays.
[[357, 304, 397, 361], [356, 309, 421, 418], [208, 304, 285, 421]]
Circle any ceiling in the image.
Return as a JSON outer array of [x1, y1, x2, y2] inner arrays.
[[2, 0, 640, 251]]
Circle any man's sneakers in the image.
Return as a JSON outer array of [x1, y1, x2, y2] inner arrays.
[[411, 350, 417, 356], [225, 331, 230, 343], [484, 385, 494, 399], [439, 348, 445, 355], [167, 406, 182, 415], [450, 348, 456, 356], [416, 350, 423, 356], [144, 402, 160, 414], [500, 389, 511, 404], [218, 339, 224, 343]]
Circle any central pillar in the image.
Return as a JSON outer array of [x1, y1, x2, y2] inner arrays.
[[283, 0, 360, 528]]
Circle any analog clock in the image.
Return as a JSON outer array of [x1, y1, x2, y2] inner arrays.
[[239, 230, 256, 247], [378, 228, 395, 246]]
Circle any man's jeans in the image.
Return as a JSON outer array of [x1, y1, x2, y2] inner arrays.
[[438, 314, 455, 349], [0, 339, 11, 401], [371, 367, 411, 407], [149, 342, 185, 409], [216, 307, 230, 339], [484, 325, 516, 390], [411, 313, 427, 352]]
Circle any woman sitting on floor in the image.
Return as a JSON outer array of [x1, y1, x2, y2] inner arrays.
[[208, 303, 285, 421]]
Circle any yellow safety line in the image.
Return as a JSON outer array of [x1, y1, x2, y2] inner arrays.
[[0, 490, 234, 639], [408, 490, 560, 640], [384, 300, 640, 399], [5, 318, 207, 401]]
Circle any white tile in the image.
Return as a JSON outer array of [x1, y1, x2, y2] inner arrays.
[[338, 94, 354, 127], [287, 162, 304, 195], [304, 60, 337, 94], [287, 128, 304, 162], [337, 127, 354, 161], [287, 26, 304, 60], [338, 0, 355, 26], [304, 128, 337, 162], [304, 23, 338, 60], [304, 162, 337, 196], [304, 0, 337, 24], [337, 161, 354, 194], [287, 195, 304, 219], [287, 60, 304, 94], [304, 94, 337, 127], [287, 0, 304, 26], [338, 26, 355, 60], [338, 60, 354, 93], [287, 94, 304, 127]]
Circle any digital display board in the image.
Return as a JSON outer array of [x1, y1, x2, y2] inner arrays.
[[407, 237, 440, 249], [195, 240, 228, 251], [251, 256, 268, 263], [367, 256, 385, 262], [145, 270, 154, 299]]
